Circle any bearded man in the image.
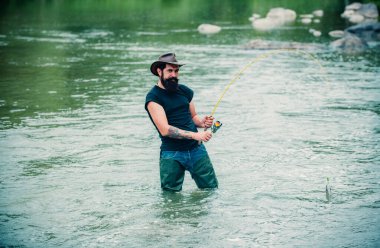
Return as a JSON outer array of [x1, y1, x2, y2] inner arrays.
[[145, 53, 218, 191]]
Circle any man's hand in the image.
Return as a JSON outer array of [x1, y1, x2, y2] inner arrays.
[[203, 116, 214, 129], [194, 130, 213, 142]]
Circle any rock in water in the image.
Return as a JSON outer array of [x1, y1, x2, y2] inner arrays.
[[251, 7, 296, 31], [346, 2, 362, 11], [349, 14, 365, 24], [330, 33, 368, 53], [357, 3, 379, 19], [252, 18, 283, 31], [341, 3, 379, 24], [346, 22, 380, 41], [301, 18, 312, 24], [197, 24, 221, 35], [313, 10, 324, 17], [266, 7, 297, 23], [329, 30, 345, 38], [312, 30, 322, 37]]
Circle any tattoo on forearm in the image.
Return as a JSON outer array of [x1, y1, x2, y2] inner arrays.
[[168, 127, 193, 139]]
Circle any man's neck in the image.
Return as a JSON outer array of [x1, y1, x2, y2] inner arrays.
[[157, 80, 165, 89]]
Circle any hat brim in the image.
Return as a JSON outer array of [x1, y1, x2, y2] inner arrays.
[[150, 61, 184, 76]]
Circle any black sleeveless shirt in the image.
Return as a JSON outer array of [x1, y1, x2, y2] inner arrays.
[[145, 84, 199, 151]]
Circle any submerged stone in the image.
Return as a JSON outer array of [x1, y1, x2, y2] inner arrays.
[[330, 33, 369, 54], [329, 30, 345, 38], [346, 22, 380, 41], [197, 24, 222, 35]]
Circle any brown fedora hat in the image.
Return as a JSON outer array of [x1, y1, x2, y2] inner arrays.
[[150, 53, 184, 76]]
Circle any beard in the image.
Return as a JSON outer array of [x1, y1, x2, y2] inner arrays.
[[160, 75, 179, 93]]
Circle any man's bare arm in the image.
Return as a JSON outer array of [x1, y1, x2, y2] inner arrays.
[[167, 126, 194, 139], [147, 101, 212, 142]]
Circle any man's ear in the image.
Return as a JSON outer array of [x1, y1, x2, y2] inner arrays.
[[157, 68, 162, 77]]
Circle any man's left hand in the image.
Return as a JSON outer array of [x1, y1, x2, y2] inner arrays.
[[203, 116, 214, 129]]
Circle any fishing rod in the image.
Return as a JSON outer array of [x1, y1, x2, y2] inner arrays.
[[205, 50, 331, 202], [208, 48, 327, 133]]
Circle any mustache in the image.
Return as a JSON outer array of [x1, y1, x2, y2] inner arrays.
[[161, 76, 179, 92], [165, 77, 178, 84]]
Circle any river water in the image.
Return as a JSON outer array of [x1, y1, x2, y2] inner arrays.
[[1, 1, 380, 247]]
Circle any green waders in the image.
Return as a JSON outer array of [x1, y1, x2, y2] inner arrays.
[[159, 154, 218, 192]]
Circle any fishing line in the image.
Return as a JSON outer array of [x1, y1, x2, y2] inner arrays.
[[206, 49, 332, 201], [209, 48, 328, 117]]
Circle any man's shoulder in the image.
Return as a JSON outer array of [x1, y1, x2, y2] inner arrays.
[[146, 85, 159, 100], [146, 85, 161, 97], [178, 84, 194, 99], [147, 85, 158, 93], [178, 84, 192, 91], [145, 86, 162, 110]]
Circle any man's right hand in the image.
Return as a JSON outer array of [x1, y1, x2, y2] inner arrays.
[[194, 131, 212, 142]]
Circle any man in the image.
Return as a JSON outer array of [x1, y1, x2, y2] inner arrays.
[[145, 53, 218, 192]]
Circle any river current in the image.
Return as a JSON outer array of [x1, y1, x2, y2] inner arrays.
[[1, 1, 380, 247]]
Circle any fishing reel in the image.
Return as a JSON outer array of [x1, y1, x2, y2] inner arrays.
[[198, 120, 222, 145], [211, 120, 222, 133]]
